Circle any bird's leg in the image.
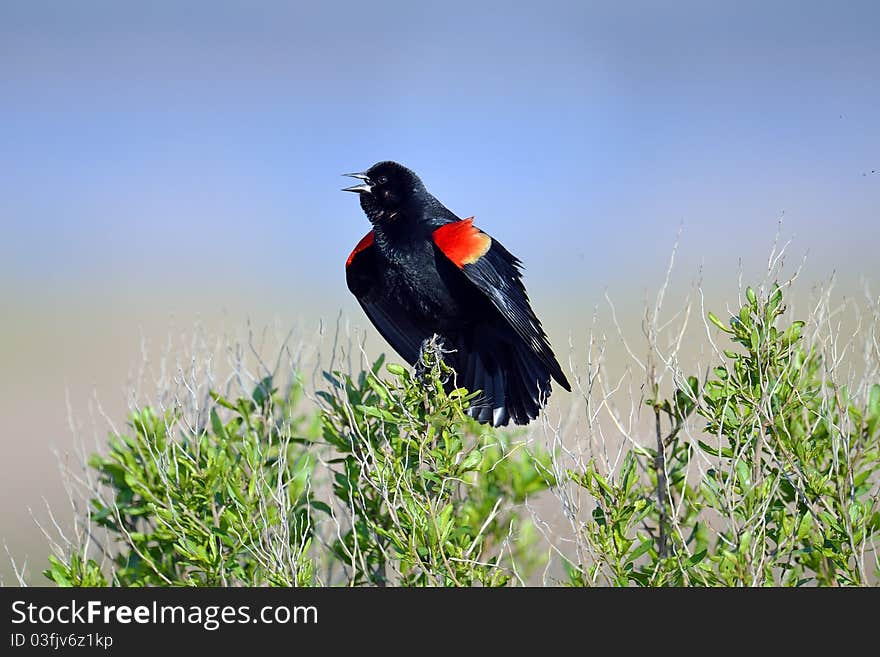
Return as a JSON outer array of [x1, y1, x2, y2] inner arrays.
[[415, 334, 455, 387], [415, 335, 439, 382]]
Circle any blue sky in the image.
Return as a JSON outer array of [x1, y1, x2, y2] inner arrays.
[[1, 0, 879, 583], [2, 0, 878, 319]]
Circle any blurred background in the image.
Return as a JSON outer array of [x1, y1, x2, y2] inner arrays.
[[1, 0, 878, 583]]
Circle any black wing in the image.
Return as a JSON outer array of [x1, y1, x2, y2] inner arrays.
[[346, 235, 424, 365], [433, 227, 571, 391]]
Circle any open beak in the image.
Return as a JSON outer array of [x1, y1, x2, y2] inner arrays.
[[341, 172, 373, 194]]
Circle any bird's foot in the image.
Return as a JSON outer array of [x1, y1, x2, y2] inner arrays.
[[415, 334, 455, 386]]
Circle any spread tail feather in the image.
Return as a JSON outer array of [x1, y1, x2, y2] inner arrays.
[[451, 328, 557, 427]]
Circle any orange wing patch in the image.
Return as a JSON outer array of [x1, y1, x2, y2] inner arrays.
[[346, 230, 375, 267], [432, 218, 491, 268]]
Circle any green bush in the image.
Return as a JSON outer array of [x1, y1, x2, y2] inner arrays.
[[566, 283, 880, 586], [47, 379, 321, 586], [45, 340, 551, 587], [43, 282, 880, 586]]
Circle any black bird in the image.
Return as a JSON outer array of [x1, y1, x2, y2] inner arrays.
[[342, 161, 570, 426]]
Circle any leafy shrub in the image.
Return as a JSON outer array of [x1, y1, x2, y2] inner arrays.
[[45, 340, 551, 586], [42, 278, 880, 586], [319, 341, 551, 586], [566, 283, 880, 586], [47, 379, 320, 586]]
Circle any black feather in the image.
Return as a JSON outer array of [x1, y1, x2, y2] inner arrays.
[[459, 240, 570, 392], [344, 161, 570, 427]]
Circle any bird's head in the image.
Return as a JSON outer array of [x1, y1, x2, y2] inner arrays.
[[342, 161, 427, 224]]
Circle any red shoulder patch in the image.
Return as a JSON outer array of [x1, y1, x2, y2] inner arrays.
[[346, 230, 375, 267], [432, 218, 492, 268]]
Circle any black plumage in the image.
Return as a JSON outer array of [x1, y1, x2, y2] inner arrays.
[[343, 161, 570, 426]]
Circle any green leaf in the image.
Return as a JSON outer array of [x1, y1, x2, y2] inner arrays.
[[386, 362, 407, 376], [621, 451, 637, 496], [687, 549, 708, 568], [625, 536, 653, 565], [708, 312, 733, 333], [735, 459, 751, 489], [355, 404, 398, 422], [366, 375, 390, 402], [210, 408, 227, 440], [868, 384, 880, 418], [252, 376, 274, 406], [768, 285, 783, 311], [782, 320, 805, 345], [369, 354, 386, 374], [593, 471, 615, 498], [746, 287, 757, 306], [697, 440, 734, 459], [310, 501, 332, 515], [210, 391, 238, 411], [460, 450, 482, 471]]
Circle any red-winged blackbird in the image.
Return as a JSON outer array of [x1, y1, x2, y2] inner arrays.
[[342, 161, 570, 426]]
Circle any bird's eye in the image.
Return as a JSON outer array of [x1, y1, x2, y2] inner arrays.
[[377, 175, 388, 185]]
